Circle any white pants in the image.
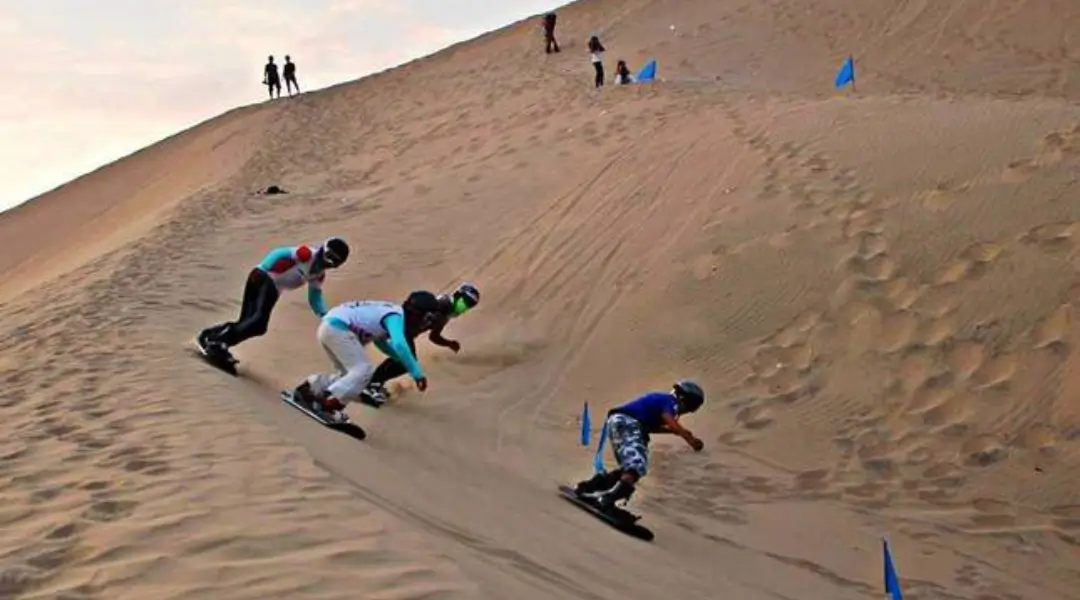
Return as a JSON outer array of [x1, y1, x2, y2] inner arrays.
[[306, 320, 374, 404]]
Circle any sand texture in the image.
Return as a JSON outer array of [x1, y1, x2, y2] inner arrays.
[[3, 0, 1080, 598]]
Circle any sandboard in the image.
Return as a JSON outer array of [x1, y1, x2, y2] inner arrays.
[[279, 390, 367, 441], [192, 339, 238, 376], [557, 485, 654, 541]]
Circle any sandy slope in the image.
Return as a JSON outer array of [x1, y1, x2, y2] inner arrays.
[[4, 0, 1080, 598]]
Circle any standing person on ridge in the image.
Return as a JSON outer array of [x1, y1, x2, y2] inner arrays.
[[196, 238, 350, 365], [283, 55, 299, 96], [291, 291, 444, 423], [574, 380, 706, 510], [362, 283, 480, 405], [263, 55, 281, 99], [542, 13, 560, 54]]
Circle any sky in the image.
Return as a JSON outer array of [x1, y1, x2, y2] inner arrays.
[[0, 0, 563, 213]]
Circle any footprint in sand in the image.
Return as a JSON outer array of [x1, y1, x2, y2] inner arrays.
[[749, 346, 785, 378], [786, 310, 823, 336], [970, 352, 1018, 390], [878, 311, 919, 354], [856, 232, 888, 259], [1031, 304, 1071, 350], [924, 389, 975, 428], [82, 499, 138, 523], [960, 241, 1004, 264], [918, 180, 970, 212], [1039, 129, 1078, 163], [902, 445, 936, 467], [735, 404, 774, 430], [969, 498, 1018, 527], [45, 522, 79, 540], [841, 208, 885, 239], [896, 348, 938, 393], [800, 154, 830, 175], [962, 434, 1008, 467], [933, 259, 974, 286], [1020, 220, 1078, 252], [1001, 158, 1039, 183], [762, 367, 804, 401], [1012, 423, 1058, 454], [883, 277, 923, 311], [849, 254, 896, 283], [946, 340, 986, 381], [793, 469, 831, 492], [906, 386, 973, 428], [917, 315, 956, 348]]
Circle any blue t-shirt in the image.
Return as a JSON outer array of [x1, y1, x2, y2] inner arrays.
[[612, 392, 678, 433]]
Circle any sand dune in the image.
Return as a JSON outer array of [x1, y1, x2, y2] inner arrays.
[[4, 0, 1080, 598]]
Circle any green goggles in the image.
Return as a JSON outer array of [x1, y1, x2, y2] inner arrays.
[[451, 295, 476, 316]]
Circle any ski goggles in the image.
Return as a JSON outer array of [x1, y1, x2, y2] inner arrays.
[[451, 294, 477, 317]]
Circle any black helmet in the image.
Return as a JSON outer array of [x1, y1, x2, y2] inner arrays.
[[673, 379, 705, 413], [454, 282, 480, 304], [403, 290, 441, 315], [322, 237, 350, 268]]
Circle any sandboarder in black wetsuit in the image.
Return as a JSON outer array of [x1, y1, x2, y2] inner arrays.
[[362, 283, 480, 404]]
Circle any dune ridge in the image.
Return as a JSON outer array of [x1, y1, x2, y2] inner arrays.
[[4, 0, 1080, 598]]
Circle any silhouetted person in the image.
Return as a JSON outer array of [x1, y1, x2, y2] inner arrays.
[[264, 55, 281, 99], [588, 36, 605, 88], [284, 55, 299, 96], [543, 13, 560, 54]]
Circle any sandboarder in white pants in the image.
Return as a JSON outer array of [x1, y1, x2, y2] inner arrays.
[[291, 291, 441, 422], [306, 319, 376, 406]]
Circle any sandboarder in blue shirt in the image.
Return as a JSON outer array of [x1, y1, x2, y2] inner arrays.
[[574, 379, 706, 509]]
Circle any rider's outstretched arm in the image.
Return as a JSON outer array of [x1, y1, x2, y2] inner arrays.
[[427, 318, 457, 348], [306, 275, 327, 317], [659, 412, 703, 450]]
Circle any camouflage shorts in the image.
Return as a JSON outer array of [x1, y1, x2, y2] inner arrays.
[[607, 413, 649, 478]]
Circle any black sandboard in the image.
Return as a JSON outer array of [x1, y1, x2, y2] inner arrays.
[[279, 390, 367, 441], [192, 339, 238, 376], [557, 485, 654, 541]]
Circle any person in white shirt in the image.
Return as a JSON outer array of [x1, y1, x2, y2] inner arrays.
[[588, 35, 606, 88], [290, 291, 442, 423]]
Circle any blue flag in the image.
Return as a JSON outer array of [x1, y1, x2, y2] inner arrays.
[[636, 59, 657, 83], [883, 538, 903, 600], [835, 56, 855, 89], [580, 402, 591, 446], [592, 420, 609, 473]]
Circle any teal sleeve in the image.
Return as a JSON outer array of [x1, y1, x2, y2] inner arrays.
[[307, 286, 327, 317], [382, 313, 424, 379]]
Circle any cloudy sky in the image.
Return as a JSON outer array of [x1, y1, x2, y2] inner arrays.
[[0, 0, 562, 212]]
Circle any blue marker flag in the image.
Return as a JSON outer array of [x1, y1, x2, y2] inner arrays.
[[883, 538, 904, 600], [580, 402, 592, 446], [592, 420, 609, 473], [835, 55, 855, 89], [636, 59, 657, 83]]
